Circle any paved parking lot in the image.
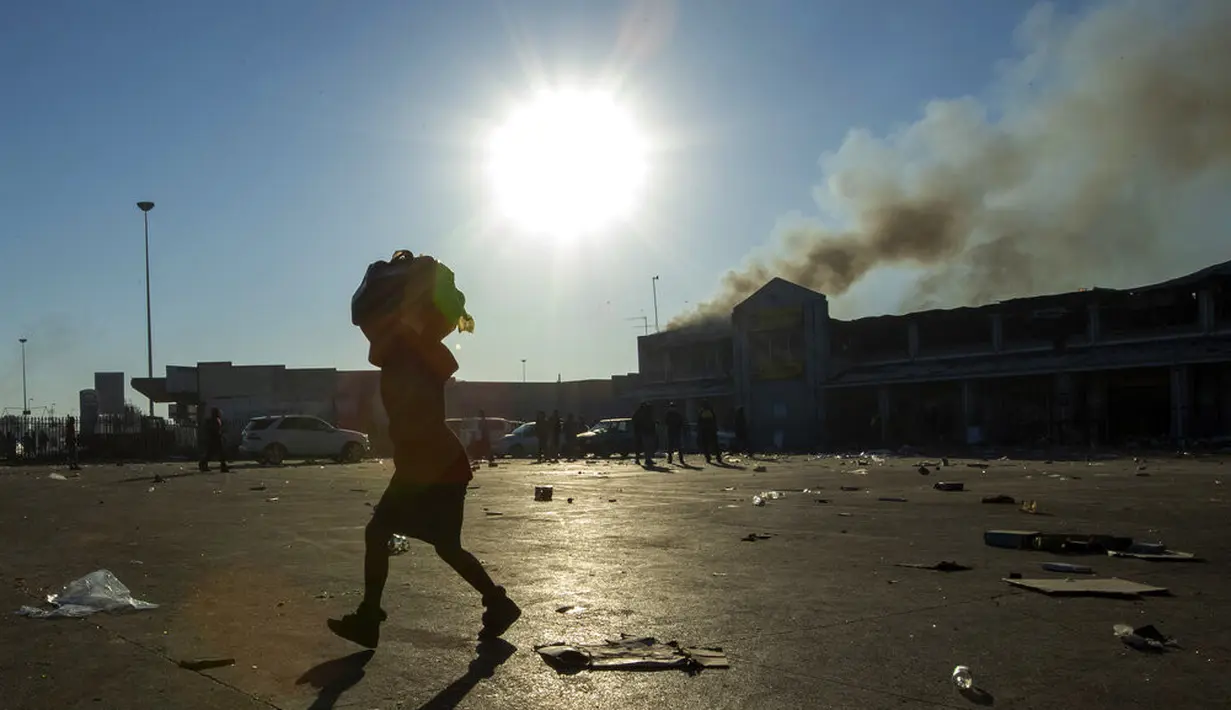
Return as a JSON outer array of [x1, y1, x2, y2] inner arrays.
[[2, 452, 1229, 709]]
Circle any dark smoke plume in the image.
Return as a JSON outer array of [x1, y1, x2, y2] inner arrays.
[[671, 0, 1231, 328]]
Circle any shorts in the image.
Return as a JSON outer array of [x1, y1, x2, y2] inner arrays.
[[371, 480, 467, 547]]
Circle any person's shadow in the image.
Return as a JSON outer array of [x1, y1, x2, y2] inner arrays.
[[412, 638, 517, 710], [297, 650, 375, 710]]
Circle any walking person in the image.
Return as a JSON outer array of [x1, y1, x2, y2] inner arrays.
[[328, 250, 520, 648], [199, 408, 230, 473], [664, 402, 686, 465], [632, 402, 656, 467], [534, 411, 547, 462], [698, 401, 722, 464], [64, 415, 80, 471]]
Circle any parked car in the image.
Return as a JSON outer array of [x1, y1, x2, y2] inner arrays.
[[446, 417, 521, 457], [239, 415, 369, 465], [493, 421, 539, 458], [575, 418, 636, 457]]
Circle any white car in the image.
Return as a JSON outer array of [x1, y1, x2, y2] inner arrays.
[[493, 421, 539, 458], [239, 415, 369, 465]]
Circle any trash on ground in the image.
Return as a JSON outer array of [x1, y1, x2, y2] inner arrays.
[[752, 465, 767, 473], [849, 468, 868, 475], [951, 665, 973, 690], [178, 657, 236, 671], [17, 569, 158, 619], [985, 530, 1137, 554], [723, 487, 735, 491], [984, 530, 1042, 549], [153, 474, 165, 483], [840, 486, 862, 492], [249, 485, 267, 491], [555, 605, 586, 615], [265, 497, 279, 503], [918, 466, 931, 475], [388, 534, 412, 556], [566, 497, 574, 504], [982, 495, 1016, 504], [1114, 623, 1178, 652], [895, 561, 972, 572], [752, 495, 766, 506], [534, 485, 554, 502], [837, 512, 853, 517], [814, 498, 830, 504], [878, 496, 908, 502], [742, 533, 773, 542], [608, 498, 617, 503], [1107, 545, 1202, 562], [966, 463, 987, 468], [933, 481, 964, 491], [1004, 577, 1168, 597], [535, 635, 729, 673], [48, 473, 68, 481], [1020, 500, 1041, 514], [1041, 562, 1094, 574]]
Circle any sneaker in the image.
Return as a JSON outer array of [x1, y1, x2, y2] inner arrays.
[[479, 587, 521, 640], [327, 604, 387, 648]]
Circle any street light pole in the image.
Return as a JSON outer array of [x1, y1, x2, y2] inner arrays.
[[137, 201, 155, 417], [18, 338, 28, 415], [652, 275, 660, 333], [521, 359, 527, 383]]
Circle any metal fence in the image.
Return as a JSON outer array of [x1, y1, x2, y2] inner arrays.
[[0, 415, 200, 464]]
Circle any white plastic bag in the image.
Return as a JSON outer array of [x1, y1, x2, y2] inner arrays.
[[17, 569, 158, 619]]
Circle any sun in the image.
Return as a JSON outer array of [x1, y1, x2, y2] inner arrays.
[[485, 89, 648, 238]]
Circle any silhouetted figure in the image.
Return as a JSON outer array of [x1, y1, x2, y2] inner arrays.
[[632, 402, 656, 466], [37, 430, 49, 457], [664, 402, 686, 465], [328, 249, 519, 649], [534, 411, 547, 462], [562, 413, 579, 460], [477, 410, 493, 464], [698, 401, 721, 464], [65, 415, 80, 470], [199, 408, 229, 473], [734, 406, 749, 456], [547, 409, 561, 460]]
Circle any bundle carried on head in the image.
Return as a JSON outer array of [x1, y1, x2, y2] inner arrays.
[[351, 250, 475, 343]]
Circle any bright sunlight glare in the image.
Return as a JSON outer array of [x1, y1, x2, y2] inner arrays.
[[486, 89, 648, 239]]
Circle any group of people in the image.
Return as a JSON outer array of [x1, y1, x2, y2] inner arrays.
[[631, 400, 748, 467], [532, 409, 586, 462], [1, 416, 79, 469]]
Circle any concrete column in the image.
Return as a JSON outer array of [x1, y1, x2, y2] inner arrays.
[[877, 385, 891, 443], [1170, 365, 1192, 445], [961, 380, 977, 444], [1054, 373, 1073, 446], [1199, 289, 1215, 333], [1086, 304, 1101, 344], [991, 315, 1004, 353], [908, 323, 919, 360]]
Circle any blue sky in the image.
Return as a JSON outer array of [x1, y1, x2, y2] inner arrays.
[[1, 0, 1079, 415]]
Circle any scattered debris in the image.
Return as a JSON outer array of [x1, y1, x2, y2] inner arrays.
[[178, 657, 236, 671], [965, 463, 986, 468], [265, 497, 280, 503], [723, 487, 735, 491], [484, 511, 504, 517], [752, 465, 767, 473], [349, 488, 367, 493], [48, 473, 67, 481], [567, 497, 574, 504], [535, 635, 729, 673], [534, 485, 554, 502], [933, 481, 964, 492], [1004, 577, 1168, 598], [878, 496, 908, 502], [849, 468, 868, 475], [1114, 623, 1179, 652], [607, 499, 617, 503], [153, 474, 165, 484], [918, 466, 931, 476], [837, 512, 853, 517], [941, 457, 950, 467], [984, 530, 1042, 550], [1136, 472, 1151, 477], [840, 486, 862, 492], [1107, 545, 1203, 562], [249, 485, 267, 492], [17, 570, 158, 619], [814, 498, 830, 504], [752, 496, 766, 507], [982, 495, 1016, 504], [1020, 500, 1041, 514], [742, 533, 773, 542], [555, 605, 586, 615], [1041, 562, 1094, 574], [894, 561, 972, 572]]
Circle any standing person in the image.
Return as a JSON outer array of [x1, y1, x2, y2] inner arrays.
[[199, 408, 230, 473], [734, 406, 749, 457], [664, 402, 686, 465], [562, 413, 578, 460], [534, 411, 547, 462], [698, 401, 722, 464], [476, 409, 493, 465], [64, 415, 80, 471], [328, 249, 520, 648], [547, 409, 561, 461], [632, 403, 656, 467]]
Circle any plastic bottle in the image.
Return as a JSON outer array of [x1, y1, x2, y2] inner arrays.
[[951, 665, 973, 690]]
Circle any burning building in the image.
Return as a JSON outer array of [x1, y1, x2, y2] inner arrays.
[[632, 259, 1231, 451]]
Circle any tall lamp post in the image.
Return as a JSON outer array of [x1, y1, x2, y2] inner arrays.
[[521, 359, 527, 383], [137, 201, 155, 417], [18, 338, 28, 415], [651, 275, 660, 333]]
